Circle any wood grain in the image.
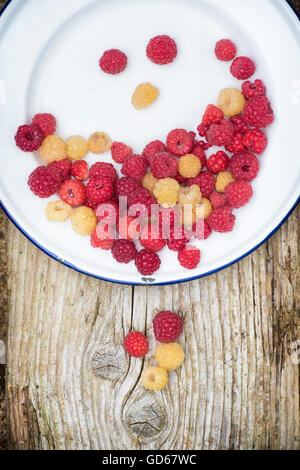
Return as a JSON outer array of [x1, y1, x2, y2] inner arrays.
[[5, 205, 300, 450], [1, 0, 300, 451]]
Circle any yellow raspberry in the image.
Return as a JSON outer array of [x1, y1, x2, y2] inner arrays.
[[194, 198, 212, 220], [39, 135, 67, 164], [178, 185, 202, 207], [88, 132, 112, 154], [71, 207, 97, 236], [180, 205, 196, 227], [218, 88, 246, 117], [153, 178, 180, 208], [142, 172, 158, 194], [215, 171, 235, 193], [45, 201, 72, 222], [132, 83, 159, 110], [155, 342, 185, 371], [141, 366, 168, 391], [178, 154, 201, 178], [66, 136, 88, 160]]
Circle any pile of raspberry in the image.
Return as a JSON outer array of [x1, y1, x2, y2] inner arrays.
[[124, 310, 185, 391], [16, 37, 274, 279]]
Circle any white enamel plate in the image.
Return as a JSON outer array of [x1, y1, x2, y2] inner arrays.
[[0, 0, 299, 285]]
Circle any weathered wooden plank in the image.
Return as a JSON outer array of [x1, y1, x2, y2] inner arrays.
[[5, 205, 299, 450]]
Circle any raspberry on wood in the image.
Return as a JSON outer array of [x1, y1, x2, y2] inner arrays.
[[153, 311, 183, 342]]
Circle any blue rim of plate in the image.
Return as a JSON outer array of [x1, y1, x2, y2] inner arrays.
[[0, 0, 299, 286]]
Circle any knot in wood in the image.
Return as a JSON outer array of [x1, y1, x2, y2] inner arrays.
[[124, 393, 167, 440], [91, 345, 127, 380]]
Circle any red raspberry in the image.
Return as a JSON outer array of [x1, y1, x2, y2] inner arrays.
[[124, 331, 148, 358], [71, 160, 89, 181], [206, 119, 234, 147], [197, 123, 209, 137], [99, 49, 127, 75], [192, 219, 212, 240], [128, 187, 156, 218], [207, 206, 236, 233], [117, 216, 141, 240], [187, 171, 215, 198], [111, 142, 133, 164], [95, 201, 119, 225], [158, 206, 181, 232], [112, 239, 138, 264], [210, 191, 226, 209], [225, 181, 253, 208], [15, 124, 44, 152], [32, 113, 56, 137], [174, 173, 187, 184], [59, 179, 86, 206], [206, 151, 229, 174], [215, 39, 237, 61], [225, 131, 245, 153], [192, 145, 207, 168], [150, 152, 178, 179], [146, 35, 177, 65], [178, 245, 201, 269], [121, 154, 147, 181], [230, 56, 256, 80], [89, 162, 118, 183], [243, 96, 274, 128], [167, 226, 191, 252], [242, 79, 266, 100], [229, 151, 259, 181], [86, 177, 113, 204], [197, 140, 213, 151], [84, 197, 98, 210], [142, 140, 166, 165], [135, 249, 161, 276], [202, 104, 224, 126], [166, 129, 194, 156], [153, 311, 183, 342], [229, 115, 249, 134], [242, 129, 267, 154], [139, 224, 166, 252], [48, 159, 72, 180], [115, 177, 141, 199], [189, 131, 197, 142], [28, 166, 62, 198], [91, 225, 114, 250]]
